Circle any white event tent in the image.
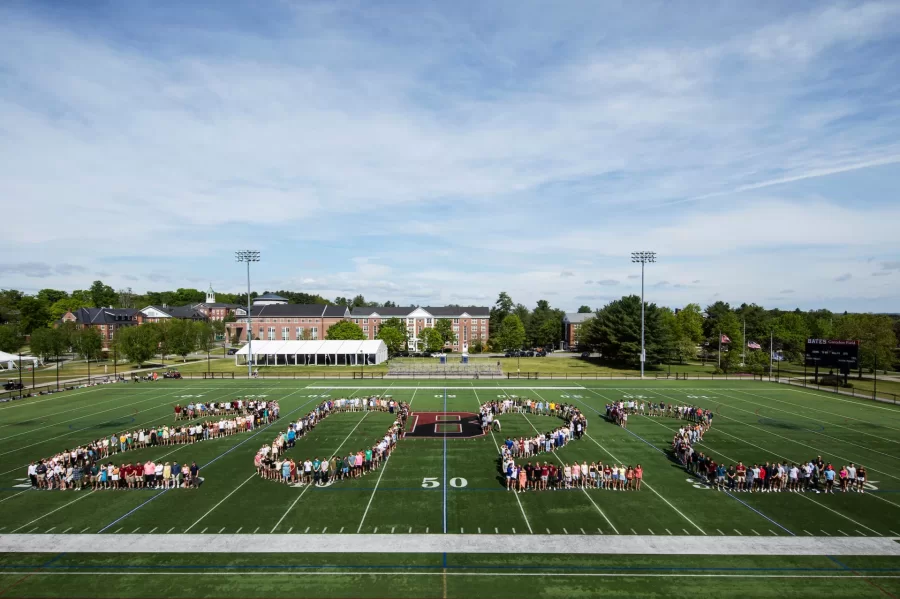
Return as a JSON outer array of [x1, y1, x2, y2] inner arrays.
[[0, 351, 41, 371], [234, 340, 388, 366]]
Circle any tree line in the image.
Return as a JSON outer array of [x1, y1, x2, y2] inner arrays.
[[575, 297, 899, 374], [22, 319, 227, 368], [0, 281, 402, 352]]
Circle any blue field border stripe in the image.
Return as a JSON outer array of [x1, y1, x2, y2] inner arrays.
[[97, 391, 324, 533], [442, 388, 448, 534], [570, 397, 796, 537]]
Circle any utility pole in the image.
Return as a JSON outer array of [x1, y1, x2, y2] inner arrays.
[[631, 251, 657, 378], [235, 250, 260, 379]]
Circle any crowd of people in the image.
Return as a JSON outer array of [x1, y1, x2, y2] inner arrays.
[[22, 399, 280, 492], [645, 402, 869, 496], [606, 400, 714, 430], [173, 398, 279, 422], [254, 395, 409, 486], [686, 455, 868, 494], [27, 455, 202, 491], [482, 399, 626, 492]]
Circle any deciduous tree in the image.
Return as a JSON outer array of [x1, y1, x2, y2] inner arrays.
[[116, 325, 158, 367], [419, 327, 445, 352], [325, 320, 366, 340], [497, 314, 526, 351], [433, 319, 456, 347], [0, 324, 22, 353]]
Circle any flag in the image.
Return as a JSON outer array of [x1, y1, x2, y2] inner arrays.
[[771, 351, 784, 362], [747, 341, 761, 350], [720, 334, 731, 344]]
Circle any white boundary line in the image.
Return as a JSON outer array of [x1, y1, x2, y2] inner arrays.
[[2, 534, 899, 555], [0, 571, 898, 579]]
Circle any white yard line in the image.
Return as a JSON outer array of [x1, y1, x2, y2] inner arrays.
[[731, 388, 900, 441], [0, 490, 28, 504], [0, 390, 189, 459], [356, 451, 392, 533], [0, 385, 251, 478], [10, 490, 96, 533], [762, 386, 900, 415], [2, 534, 900, 556], [184, 473, 256, 533], [711, 389, 900, 463], [581, 430, 705, 535], [644, 389, 900, 526], [510, 391, 618, 534], [531, 387, 704, 535], [0, 384, 127, 412], [271, 391, 375, 533], [0, 390, 178, 443], [355, 386, 407, 533], [473, 386, 533, 534]]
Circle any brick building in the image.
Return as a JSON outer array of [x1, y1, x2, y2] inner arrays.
[[61, 308, 145, 351], [192, 285, 240, 321], [562, 312, 593, 350], [349, 306, 489, 352], [226, 304, 351, 343]]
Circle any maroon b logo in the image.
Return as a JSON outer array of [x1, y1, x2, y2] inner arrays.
[[405, 411, 484, 439]]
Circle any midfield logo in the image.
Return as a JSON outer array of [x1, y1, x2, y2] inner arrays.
[[405, 412, 484, 439]]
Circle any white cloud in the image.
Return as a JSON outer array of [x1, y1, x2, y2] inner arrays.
[[834, 273, 852, 282]]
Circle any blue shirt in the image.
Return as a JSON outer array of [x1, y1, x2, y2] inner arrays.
[[825, 469, 835, 481]]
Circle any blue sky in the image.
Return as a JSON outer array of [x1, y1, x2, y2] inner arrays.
[[1, 1, 899, 312]]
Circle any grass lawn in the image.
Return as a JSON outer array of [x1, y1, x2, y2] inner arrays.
[[1, 378, 899, 597]]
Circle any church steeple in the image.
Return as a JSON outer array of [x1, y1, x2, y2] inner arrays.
[[206, 284, 215, 304]]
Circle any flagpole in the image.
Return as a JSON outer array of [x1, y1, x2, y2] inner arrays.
[[718, 330, 721, 369], [742, 319, 746, 366], [769, 330, 773, 381]]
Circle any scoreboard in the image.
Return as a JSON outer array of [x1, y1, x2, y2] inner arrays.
[[805, 339, 859, 369]]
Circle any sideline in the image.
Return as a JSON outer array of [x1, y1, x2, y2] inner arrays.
[[0, 533, 898, 555]]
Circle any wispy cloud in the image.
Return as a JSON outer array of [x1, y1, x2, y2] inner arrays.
[[834, 273, 852, 282], [0, 3, 898, 311]]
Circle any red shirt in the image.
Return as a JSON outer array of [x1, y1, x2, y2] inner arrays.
[[736, 465, 746, 474], [759, 467, 767, 479]]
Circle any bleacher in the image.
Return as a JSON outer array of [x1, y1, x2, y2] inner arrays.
[[387, 358, 502, 378]]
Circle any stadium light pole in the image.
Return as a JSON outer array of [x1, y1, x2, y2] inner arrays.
[[631, 251, 656, 379], [235, 250, 260, 380]]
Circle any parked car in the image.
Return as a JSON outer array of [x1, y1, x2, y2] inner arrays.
[[226, 348, 238, 355], [581, 351, 591, 359]]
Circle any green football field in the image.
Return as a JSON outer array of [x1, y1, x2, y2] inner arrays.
[[1, 379, 899, 598]]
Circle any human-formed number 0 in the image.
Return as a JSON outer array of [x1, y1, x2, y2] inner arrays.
[[421, 477, 468, 488], [434, 394, 456, 398]]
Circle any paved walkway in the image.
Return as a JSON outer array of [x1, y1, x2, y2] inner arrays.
[[1, 534, 899, 556]]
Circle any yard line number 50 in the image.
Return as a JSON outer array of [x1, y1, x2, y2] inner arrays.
[[422, 477, 467, 488]]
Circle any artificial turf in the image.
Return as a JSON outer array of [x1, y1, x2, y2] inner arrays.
[[1, 378, 899, 597]]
